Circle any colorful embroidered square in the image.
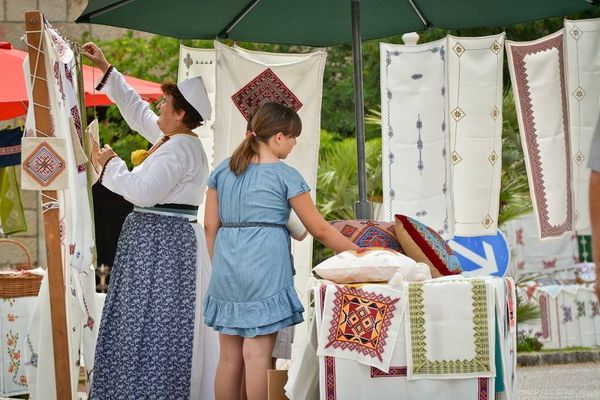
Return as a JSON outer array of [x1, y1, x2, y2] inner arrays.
[[0, 127, 23, 167], [231, 68, 303, 120], [331, 220, 403, 253], [20, 137, 69, 190], [406, 279, 495, 379], [317, 284, 404, 372], [394, 214, 461, 277]]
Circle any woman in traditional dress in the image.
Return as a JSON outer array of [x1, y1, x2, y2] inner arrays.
[[82, 42, 218, 400]]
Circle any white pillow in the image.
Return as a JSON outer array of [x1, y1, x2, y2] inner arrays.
[[313, 248, 416, 284]]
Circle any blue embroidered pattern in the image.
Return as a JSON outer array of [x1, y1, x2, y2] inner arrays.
[[384, 44, 450, 233]]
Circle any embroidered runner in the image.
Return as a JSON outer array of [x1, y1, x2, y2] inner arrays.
[[506, 30, 574, 239], [380, 39, 453, 239], [565, 18, 600, 234], [447, 34, 504, 236], [406, 279, 495, 379]]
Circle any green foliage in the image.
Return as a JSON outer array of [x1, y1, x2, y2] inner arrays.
[[313, 131, 383, 264], [517, 330, 544, 353], [498, 88, 533, 225]]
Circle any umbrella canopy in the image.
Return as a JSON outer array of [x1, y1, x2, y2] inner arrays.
[[76, 0, 597, 218], [76, 0, 595, 46], [0, 41, 162, 121]]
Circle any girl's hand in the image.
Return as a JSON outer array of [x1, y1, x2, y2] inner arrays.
[[94, 144, 118, 168], [81, 42, 110, 73]]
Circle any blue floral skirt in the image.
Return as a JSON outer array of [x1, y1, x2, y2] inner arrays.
[[91, 212, 197, 399]]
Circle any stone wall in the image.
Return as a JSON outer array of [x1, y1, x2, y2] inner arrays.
[[0, 0, 150, 51]]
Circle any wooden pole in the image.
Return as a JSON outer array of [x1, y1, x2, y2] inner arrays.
[[25, 10, 73, 400]]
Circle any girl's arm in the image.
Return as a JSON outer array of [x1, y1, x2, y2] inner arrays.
[[204, 188, 221, 260], [290, 192, 359, 253]]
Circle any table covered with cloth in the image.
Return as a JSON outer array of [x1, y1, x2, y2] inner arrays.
[[285, 276, 516, 400]]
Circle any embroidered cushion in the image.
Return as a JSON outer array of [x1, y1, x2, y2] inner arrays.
[[330, 220, 403, 253], [394, 214, 462, 277], [313, 248, 416, 284]]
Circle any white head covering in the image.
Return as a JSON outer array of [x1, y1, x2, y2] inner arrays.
[[177, 76, 212, 121]]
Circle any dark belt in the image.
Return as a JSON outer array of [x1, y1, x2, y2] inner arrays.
[[220, 222, 295, 275], [221, 222, 285, 229], [155, 203, 199, 211]]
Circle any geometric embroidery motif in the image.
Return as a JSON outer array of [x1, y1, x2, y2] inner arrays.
[[488, 151, 498, 165], [453, 42, 465, 57], [482, 215, 494, 229], [325, 285, 399, 362], [572, 86, 586, 101], [451, 107, 466, 122], [491, 105, 500, 120], [370, 365, 407, 378], [451, 151, 462, 165], [574, 151, 585, 165], [23, 142, 66, 186], [231, 68, 303, 121], [569, 26, 582, 40], [490, 41, 502, 55]]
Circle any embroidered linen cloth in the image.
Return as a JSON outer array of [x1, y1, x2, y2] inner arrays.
[[0, 127, 22, 167], [24, 25, 98, 399], [405, 278, 495, 379], [311, 285, 494, 400], [0, 296, 37, 396], [317, 284, 404, 372], [214, 41, 327, 357], [506, 30, 574, 239], [447, 34, 504, 236], [0, 166, 27, 235], [503, 212, 579, 277], [565, 18, 600, 234], [534, 285, 600, 349], [380, 39, 453, 239], [177, 45, 215, 225]]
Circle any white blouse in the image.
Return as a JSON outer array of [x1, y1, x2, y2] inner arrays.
[[99, 68, 209, 207]]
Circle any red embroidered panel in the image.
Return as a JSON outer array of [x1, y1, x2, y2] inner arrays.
[[23, 142, 66, 186], [231, 68, 303, 121], [539, 294, 550, 339], [325, 285, 399, 362], [508, 33, 573, 238], [370, 366, 407, 378]]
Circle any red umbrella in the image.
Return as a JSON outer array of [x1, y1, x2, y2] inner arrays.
[[0, 41, 162, 121]]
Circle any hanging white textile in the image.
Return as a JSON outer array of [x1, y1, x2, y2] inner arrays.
[[565, 18, 600, 234], [23, 24, 98, 400], [503, 212, 579, 277], [176, 45, 217, 230], [506, 30, 574, 239], [447, 34, 505, 236], [380, 39, 454, 239], [213, 41, 327, 355]]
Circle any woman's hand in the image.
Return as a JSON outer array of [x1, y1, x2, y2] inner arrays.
[[81, 42, 110, 73], [93, 144, 118, 168]]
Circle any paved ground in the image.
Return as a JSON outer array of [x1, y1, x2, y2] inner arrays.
[[518, 363, 600, 400]]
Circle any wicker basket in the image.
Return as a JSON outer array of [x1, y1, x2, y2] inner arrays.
[[0, 239, 42, 298]]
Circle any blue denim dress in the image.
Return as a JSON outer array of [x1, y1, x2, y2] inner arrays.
[[203, 159, 308, 337]]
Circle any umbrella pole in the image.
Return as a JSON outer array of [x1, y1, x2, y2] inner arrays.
[[351, 0, 372, 219]]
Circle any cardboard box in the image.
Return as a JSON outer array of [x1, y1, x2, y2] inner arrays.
[[267, 369, 289, 400]]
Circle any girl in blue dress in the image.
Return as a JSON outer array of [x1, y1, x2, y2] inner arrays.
[[203, 102, 358, 400]]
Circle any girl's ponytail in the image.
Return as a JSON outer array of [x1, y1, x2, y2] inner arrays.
[[229, 102, 302, 176], [229, 134, 258, 176]]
